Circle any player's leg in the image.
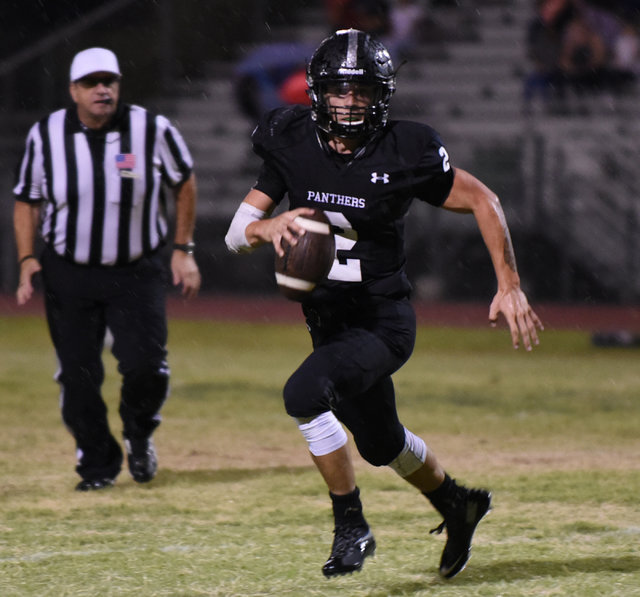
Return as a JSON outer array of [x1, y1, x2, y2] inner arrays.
[[310, 442, 355, 495], [106, 253, 169, 483], [421, 473, 492, 578], [284, 331, 398, 577], [284, 298, 420, 575], [41, 248, 122, 490], [288, 399, 374, 576], [309, 444, 376, 575], [341, 377, 491, 578], [333, 316, 491, 579], [388, 425, 491, 578]]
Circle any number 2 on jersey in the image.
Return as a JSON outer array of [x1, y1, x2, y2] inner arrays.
[[323, 211, 362, 282], [439, 146, 451, 172]]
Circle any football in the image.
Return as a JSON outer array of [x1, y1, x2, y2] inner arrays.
[[274, 209, 335, 301]]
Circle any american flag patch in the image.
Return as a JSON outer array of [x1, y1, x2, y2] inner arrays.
[[115, 153, 136, 169]]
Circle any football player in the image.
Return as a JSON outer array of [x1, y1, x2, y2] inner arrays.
[[225, 29, 543, 579]]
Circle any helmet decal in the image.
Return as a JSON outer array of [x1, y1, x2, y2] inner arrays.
[[345, 28, 358, 68]]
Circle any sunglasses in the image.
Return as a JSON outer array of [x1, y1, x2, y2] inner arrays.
[[76, 74, 121, 88]]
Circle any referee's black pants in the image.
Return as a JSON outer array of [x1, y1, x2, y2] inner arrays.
[[41, 247, 169, 481]]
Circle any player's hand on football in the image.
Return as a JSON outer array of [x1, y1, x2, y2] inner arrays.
[[265, 208, 317, 257], [489, 287, 543, 351]]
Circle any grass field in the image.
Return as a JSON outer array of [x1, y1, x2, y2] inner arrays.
[[1, 313, 639, 596]]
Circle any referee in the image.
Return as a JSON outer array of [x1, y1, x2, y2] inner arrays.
[[13, 47, 201, 491]]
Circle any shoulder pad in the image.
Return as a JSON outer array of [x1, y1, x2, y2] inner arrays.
[[252, 106, 311, 156], [386, 120, 446, 154]]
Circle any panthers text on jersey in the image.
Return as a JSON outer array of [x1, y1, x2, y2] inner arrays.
[[252, 106, 455, 302]]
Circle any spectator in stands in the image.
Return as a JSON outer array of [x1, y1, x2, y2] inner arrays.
[[382, 0, 427, 63], [524, 0, 639, 113], [524, 0, 575, 112], [233, 42, 315, 123], [579, 0, 639, 91], [324, 0, 391, 37], [559, 6, 608, 94], [325, 0, 359, 29], [612, 18, 640, 83]]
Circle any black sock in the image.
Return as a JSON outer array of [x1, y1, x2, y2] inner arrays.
[[330, 487, 368, 529], [423, 473, 457, 516]]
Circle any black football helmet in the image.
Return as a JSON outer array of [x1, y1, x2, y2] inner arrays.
[[307, 28, 395, 138]]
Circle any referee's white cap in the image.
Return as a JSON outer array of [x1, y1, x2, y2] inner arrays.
[[70, 48, 121, 82]]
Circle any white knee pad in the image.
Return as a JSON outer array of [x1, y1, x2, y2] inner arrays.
[[296, 411, 348, 456], [388, 427, 427, 477]]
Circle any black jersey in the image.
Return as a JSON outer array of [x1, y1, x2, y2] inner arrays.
[[252, 106, 454, 302]]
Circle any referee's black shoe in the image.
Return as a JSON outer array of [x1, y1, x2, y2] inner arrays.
[[322, 524, 376, 577], [124, 437, 157, 483], [430, 486, 492, 578]]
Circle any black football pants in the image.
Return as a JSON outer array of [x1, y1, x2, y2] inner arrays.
[[41, 247, 169, 481], [283, 296, 416, 467]]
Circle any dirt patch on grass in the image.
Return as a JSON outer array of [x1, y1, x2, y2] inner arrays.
[[159, 431, 640, 477]]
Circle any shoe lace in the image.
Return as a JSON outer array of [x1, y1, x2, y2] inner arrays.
[[429, 484, 469, 535], [430, 486, 489, 536]]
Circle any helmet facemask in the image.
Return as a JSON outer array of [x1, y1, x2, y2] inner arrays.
[[311, 79, 392, 138]]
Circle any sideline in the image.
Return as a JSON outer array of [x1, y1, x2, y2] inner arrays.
[[2, 293, 638, 331]]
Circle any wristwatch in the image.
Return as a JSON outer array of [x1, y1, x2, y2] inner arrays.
[[173, 242, 195, 255]]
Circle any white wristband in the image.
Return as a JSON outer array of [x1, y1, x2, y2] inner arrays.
[[225, 202, 267, 253]]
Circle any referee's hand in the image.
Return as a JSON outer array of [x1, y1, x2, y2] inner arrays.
[[16, 257, 42, 306], [171, 251, 201, 299]]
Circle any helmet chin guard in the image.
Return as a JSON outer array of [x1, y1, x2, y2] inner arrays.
[[307, 29, 395, 139]]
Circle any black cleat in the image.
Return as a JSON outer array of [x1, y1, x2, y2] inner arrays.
[[430, 487, 492, 578], [75, 478, 115, 492], [322, 525, 376, 577], [124, 437, 158, 483]]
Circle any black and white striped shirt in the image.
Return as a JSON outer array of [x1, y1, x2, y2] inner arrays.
[[13, 103, 193, 266]]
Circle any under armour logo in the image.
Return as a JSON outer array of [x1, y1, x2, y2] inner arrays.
[[370, 172, 390, 184]]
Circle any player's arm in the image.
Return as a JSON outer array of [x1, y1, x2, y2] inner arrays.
[[442, 167, 543, 350], [226, 189, 316, 257], [14, 200, 42, 306]]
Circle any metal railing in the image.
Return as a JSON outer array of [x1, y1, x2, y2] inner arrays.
[[522, 120, 640, 302]]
